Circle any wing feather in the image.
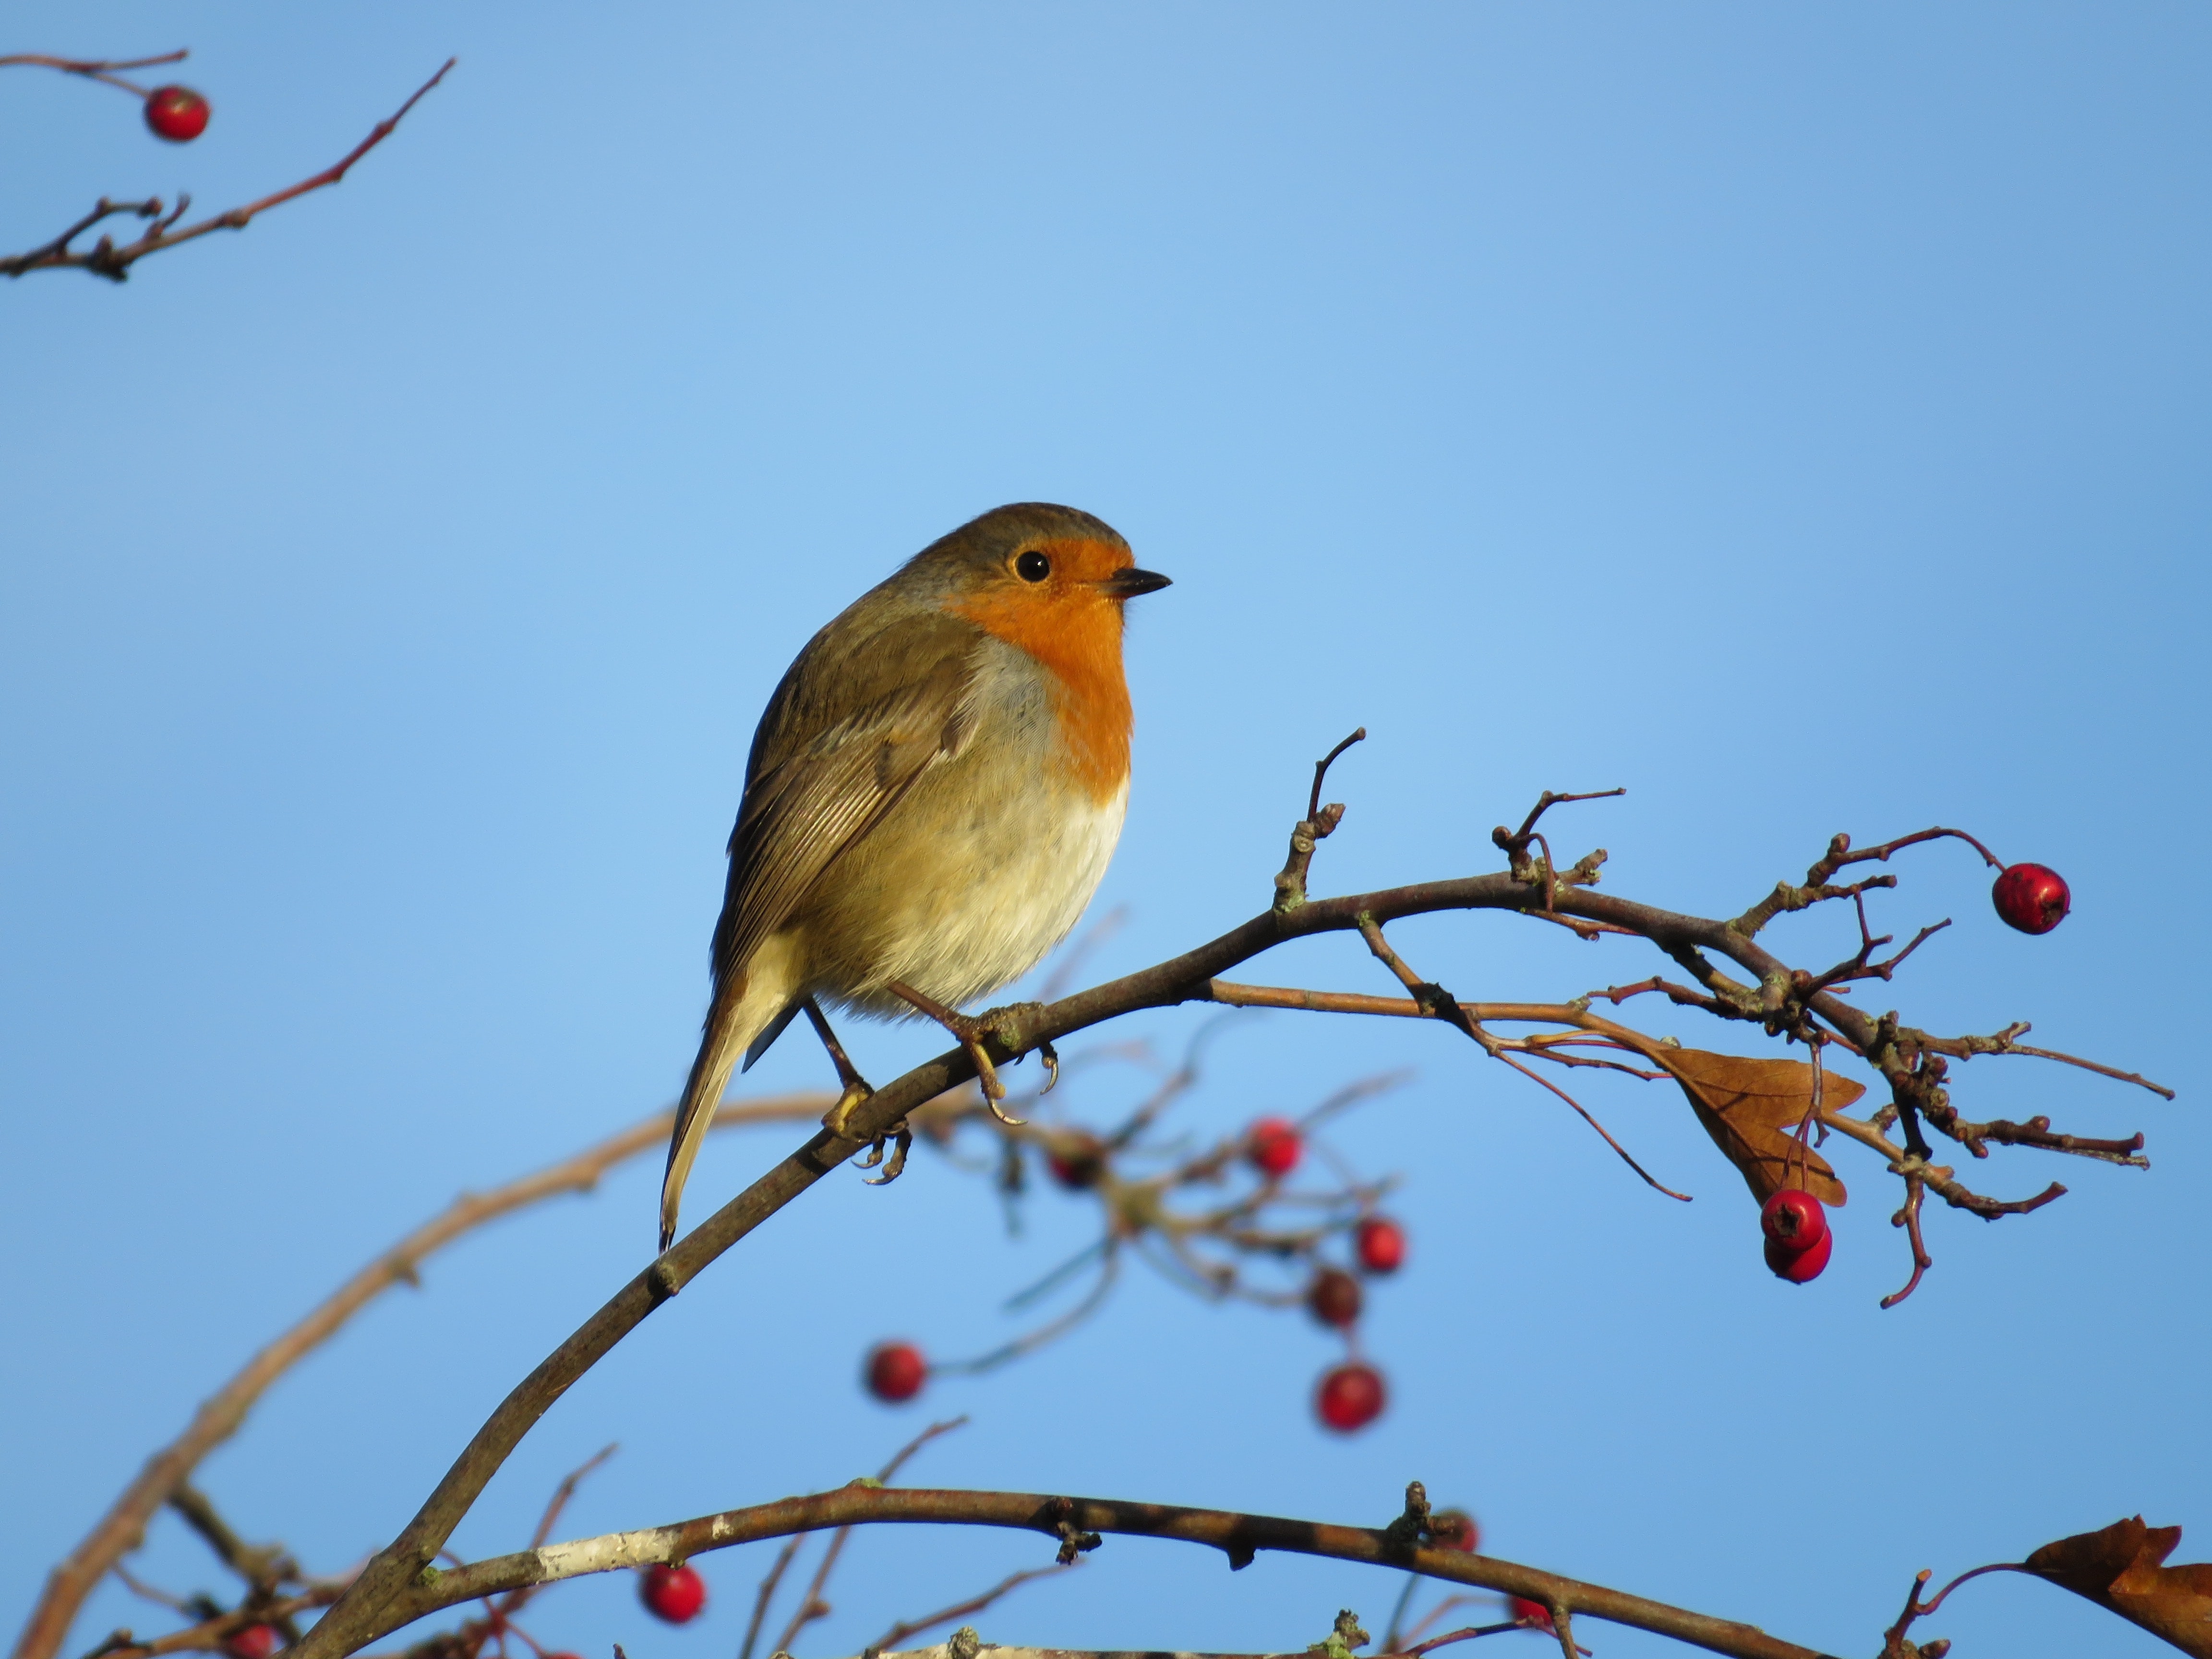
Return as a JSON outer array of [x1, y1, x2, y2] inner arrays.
[[708, 648, 974, 992]]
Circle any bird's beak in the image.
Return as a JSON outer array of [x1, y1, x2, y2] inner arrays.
[[1098, 567, 1172, 599]]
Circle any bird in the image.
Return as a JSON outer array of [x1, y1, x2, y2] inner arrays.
[[658, 503, 1170, 1251]]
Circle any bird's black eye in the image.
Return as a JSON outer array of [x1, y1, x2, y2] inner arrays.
[[1015, 550, 1051, 583]]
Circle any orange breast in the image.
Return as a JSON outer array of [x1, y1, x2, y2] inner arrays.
[[948, 537, 1134, 804]]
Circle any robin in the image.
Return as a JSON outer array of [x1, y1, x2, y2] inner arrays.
[[658, 503, 1171, 1250]]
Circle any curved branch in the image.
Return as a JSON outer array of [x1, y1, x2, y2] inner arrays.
[[10, 1094, 830, 1659], [392, 1486, 1840, 1659]]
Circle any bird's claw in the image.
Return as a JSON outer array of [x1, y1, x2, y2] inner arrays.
[[859, 1120, 913, 1184], [887, 980, 1030, 1123]]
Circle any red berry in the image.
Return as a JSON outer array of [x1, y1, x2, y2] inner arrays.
[[1315, 1361, 1386, 1431], [1509, 1597, 1553, 1629], [638, 1563, 706, 1624], [1306, 1267, 1363, 1328], [1431, 1509, 1480, 1552], [1764, 1226, 1834, 1284], [1992, 863, 2070, 935], [1759, 1189, 1828, 1253], [1246, 1116, 1301, 1179], [227, 1627, 279, 1659], [144, 86, 211, 143], [1045, 1136, 1104, 1190], [864, 1340, 926, 1403], [1353, 1215, 1407, 1274]]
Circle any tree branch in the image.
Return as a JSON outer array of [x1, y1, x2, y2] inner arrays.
[[290, 793, 2169, 1659], [11, 1094, 829, 1659], [395, 1485, 1841, 1659]]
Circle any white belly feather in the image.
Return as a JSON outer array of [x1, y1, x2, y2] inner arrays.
[[855, 778, 1127, 1010]]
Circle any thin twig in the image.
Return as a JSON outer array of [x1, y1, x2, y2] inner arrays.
[[931, 1252, 1121, 1375], [0, 50, 186, 96], [1397, 1623, 1533, 1656], [1490, 1051, 1693, 1202], [866, 1563, 1078, 1653], [738, 1539, 805, 1659], [768, 1420, 971, 1658], [1993, 1045, 2175, 1100]]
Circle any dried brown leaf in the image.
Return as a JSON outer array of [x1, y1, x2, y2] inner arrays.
[[1654, 1049, 1857, 1208], [2025, 1516, 2212, 1656]]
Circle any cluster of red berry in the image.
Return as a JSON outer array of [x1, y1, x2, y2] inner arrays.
[[1243, 1114, 1410, 1435], [1759, 1188, 1831, 1284], [862, 1115, 1412, 1436]]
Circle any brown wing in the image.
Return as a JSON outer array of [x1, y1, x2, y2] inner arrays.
[[708, 640, 976, 993]]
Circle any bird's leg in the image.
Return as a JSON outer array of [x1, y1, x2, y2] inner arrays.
[[809, 998, 913, 1181], [886, 980, 1027, 1125], [805, 997, 879, 1140]]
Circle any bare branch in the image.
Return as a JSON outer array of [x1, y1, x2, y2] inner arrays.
[[12, 1093, 828, 1659], [397, 1484, 1842, 1659], [3, 59, 454, 282]]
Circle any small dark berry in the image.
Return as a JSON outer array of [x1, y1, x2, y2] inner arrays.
[[1045, 1135, 1105, 1190], [1306, 1266, 1363, 1328]]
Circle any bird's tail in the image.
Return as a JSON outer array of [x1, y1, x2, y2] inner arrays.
[[660, 967, 789, 1253]]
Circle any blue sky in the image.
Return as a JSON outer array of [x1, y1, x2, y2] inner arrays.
[[3, 6, 2208, 1659]]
